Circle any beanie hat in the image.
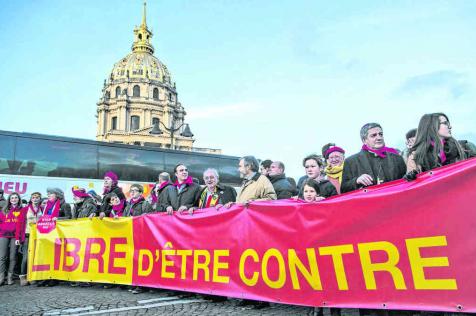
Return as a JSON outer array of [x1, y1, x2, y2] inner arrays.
[[47, 187, 64, 199], [72, 187, 90, 198], [104, 171, 119, 184], [324, 146, 346, 159]]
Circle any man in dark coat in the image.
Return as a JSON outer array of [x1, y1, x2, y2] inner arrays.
[[161, 164, 201, 215], [190, 168, 236, 212], [341, 122, 406, 193], [149, 172, 172, 212], [297, 154, 338, 198], [267, 161, 297, 199]]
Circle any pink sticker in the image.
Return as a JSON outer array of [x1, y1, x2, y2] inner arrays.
[[37, 215, 56, 234]]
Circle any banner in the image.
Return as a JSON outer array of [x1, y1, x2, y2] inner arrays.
[[29, 158, 476, 313]]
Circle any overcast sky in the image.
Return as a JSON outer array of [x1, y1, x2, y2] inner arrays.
[[1, 0, 475, 179]]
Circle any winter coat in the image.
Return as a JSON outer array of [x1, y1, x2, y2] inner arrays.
[[59, 199, 72, 220], [268, 174, 298, 199], [149, 182, 172, 212], [297, 176, 338, 198], [161, 183, 202, 210], [16, 204, 42, 242], [341, 150, 406, 193], [196, 184, 237, 208], [123, 198, 153, 217], [74, 197, 98, 219], [236, 173, 277, 203], [0, 197, 6, 212], [99, 186, 126, 216]]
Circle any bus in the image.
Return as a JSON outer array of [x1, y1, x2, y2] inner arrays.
[[0, 130, 241, 202]]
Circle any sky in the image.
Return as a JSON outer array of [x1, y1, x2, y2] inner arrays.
[[1, 0, 475, 179]]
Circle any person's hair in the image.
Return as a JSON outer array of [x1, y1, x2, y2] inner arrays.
[[29, 192, 42, 205], [158, 172, 170, 182], [5, 192, 21, 213], [174, 163, 187, 174], [411, 113, 465, 171], [406, 128, 417, 140], [302, 179, 321, 195], [203, 168, 219, 180], [302, 154, 323, 168], [360, 123, 382, 141], [241, 156, 260, 172], [321, 143, 335, 157], [272, 161, 285, 172], [130, 184, 144, 193], [260, 159, 272, 169]]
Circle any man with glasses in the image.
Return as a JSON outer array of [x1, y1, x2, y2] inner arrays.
[[341, 122, 406, 193], [161, 163, 201, 215], [188, 168, 236, 213]]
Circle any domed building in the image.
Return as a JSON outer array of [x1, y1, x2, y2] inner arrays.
[[96, 2, 194, 150]]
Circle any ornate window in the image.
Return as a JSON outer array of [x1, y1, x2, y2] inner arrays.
[[115, 86, 121, 97], [152, 117, 159, 126], [111, 117, 117, 130], [153, 88, 159, 100], [133, 85, 140, 97], [131, 116, 140, 131], [168, 92, 173, 101]]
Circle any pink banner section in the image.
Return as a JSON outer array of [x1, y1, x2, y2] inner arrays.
[[131, 158, 476, 313]]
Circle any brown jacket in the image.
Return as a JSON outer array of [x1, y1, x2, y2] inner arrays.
[[237, 173, 277, 203]]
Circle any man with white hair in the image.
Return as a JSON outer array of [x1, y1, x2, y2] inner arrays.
[[189, 168, 236, 213]]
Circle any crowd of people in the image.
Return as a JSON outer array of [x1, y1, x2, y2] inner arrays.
[[0, 112, 475, 312]]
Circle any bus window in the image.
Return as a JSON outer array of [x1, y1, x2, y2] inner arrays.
[[15, 138, 98, 178], [164, 152, 225, 184], [0, 135, 16, 175], [98, 146, 165, 182], [217, 157, 240, 186]]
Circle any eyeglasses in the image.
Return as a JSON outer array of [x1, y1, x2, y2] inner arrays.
[[440, 121, 451, 128], [130, 189, 140, 192]]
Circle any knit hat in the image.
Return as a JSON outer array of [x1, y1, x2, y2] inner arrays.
[[72, 187, 90, 198], [324, 146, 345, 159], [47, 187, 64, 199], [130, 184, 144, 193], [104, 171, 119, 184]]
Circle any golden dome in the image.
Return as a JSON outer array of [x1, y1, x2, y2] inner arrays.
[[108, 1, 173, 86], [110, 52, 172, 84]]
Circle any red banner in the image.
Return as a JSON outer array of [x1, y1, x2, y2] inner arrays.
[[30, 158, 476, 313]]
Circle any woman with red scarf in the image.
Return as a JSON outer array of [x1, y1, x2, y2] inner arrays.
[[406, 113, 467, 175], [0, 192, 23, 285], [15, 192, 43, 286]]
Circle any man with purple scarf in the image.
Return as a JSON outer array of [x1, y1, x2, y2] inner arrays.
[[341, 122, 406, 193], [161, 164, 201, 215]]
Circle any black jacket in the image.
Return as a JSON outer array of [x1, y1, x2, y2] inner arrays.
[[161, 183, 202, 210], [59, 198, 73, 220], [99, 186, 126, 216], [123, 198, 153, 217], [74, 197, 97, 219], [268, 174, 297, 199], [341, 150, 406, 193], [150, 182, 172, 212], [297, 176, 338, 198], [196, 184, 237, 208]]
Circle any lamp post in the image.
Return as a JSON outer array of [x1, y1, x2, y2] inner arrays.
[[149, 119, 194, 150]]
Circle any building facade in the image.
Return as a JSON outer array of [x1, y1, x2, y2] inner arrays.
[[96, 2, 194, 151]]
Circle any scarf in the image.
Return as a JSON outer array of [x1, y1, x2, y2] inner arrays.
[[199, 188, 220, 208], [430, 139, 447, 164], [151, 181, 171, 203], [110, 199, 125, 217], [44, 199, 61, 217], [128, 196, 144, 216], [173, 176, 193, 187], [362, 144, 399, 158], [325, 164, 344, 184], [28, 203, 42, 217]]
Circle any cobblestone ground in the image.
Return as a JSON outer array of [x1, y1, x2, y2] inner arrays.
[[0, 282, 471, 316]]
